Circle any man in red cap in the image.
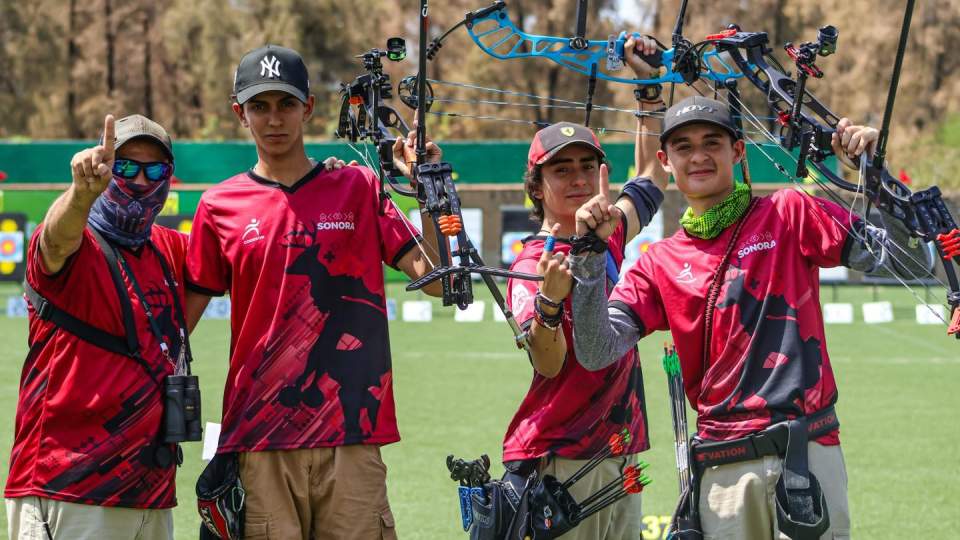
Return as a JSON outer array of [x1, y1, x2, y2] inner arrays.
[[498, 35, 668, 539]]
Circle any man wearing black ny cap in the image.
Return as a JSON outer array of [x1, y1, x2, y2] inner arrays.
[[184, 45, 443, 539], [549, 95, 917, 538], [7, 114, 189, 539]]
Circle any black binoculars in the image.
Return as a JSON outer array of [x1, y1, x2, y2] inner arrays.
[[163, 374, 202, 443]]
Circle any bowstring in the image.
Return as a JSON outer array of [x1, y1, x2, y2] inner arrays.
[[344, 140, 440, 269], [428, 78, 780, 121]]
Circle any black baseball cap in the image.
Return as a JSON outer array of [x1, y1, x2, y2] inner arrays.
[[233, 44, 310, 105], [113, 114, 174, 162], [660, 96, 739, 145], [527, 122, 605, 172]]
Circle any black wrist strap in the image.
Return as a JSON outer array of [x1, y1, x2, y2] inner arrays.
[[569, 231, 608, 255]]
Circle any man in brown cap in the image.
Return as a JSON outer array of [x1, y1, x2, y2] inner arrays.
[[5, 114, 190, 540]]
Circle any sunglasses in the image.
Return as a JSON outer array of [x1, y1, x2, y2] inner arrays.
[[112, 158, 174, 182]]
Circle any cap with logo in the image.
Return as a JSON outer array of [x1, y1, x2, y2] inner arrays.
[[660, 96, 739, 144], [113, 114, 174, 162], [233, 44, 310, 105], [527, 122, 605, 172]]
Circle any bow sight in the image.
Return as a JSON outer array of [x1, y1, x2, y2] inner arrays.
[[782, 25, 839, 177], [336, 38, 413, 192], [334, 6, 541, 352]]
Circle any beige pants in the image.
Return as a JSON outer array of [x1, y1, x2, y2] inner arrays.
[[5, 496, 173, 540], [698, 442, 851, 540], [239, 445, 396, 540], [540, 455, 643, 540]]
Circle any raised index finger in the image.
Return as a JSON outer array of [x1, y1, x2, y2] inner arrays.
[[102, 114, 116, 159], [599, 163, 610, 200]]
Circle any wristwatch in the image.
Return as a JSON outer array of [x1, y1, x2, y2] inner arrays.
[[634, 83, 663, 102]]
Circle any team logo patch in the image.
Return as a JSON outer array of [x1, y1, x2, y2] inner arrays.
[[511, 286, 532, 315], [242, 218, 265, 245], [560, 126, 575, 137], [260, 55, 281, 79], [316, 212, 356, 231], [675, 262, 695, 284], [737, 232, 777, 259]]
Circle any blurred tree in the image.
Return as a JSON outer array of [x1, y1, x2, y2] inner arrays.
[[0, 0, 954, 191]]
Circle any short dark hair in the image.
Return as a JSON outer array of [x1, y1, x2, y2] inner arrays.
[[523, 165, 546, 222], [523, 154, 610, 223]]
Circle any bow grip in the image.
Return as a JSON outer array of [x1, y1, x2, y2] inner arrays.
[[609, 31, 664, 71]]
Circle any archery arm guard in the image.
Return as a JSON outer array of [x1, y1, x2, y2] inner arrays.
[[568, 254, 643, 371], [617, 176, 665, 232]]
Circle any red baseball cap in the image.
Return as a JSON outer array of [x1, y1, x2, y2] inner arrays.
[[527, 122, 605, 172]]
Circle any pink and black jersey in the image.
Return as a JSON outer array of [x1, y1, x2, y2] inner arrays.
[[610, 189, 855, 443], [186, 164, 419, 452], [504, 223, 650, 461], [6, 225, 187, 508]]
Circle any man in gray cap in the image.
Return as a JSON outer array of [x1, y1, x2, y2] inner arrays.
[[6, 114, 191, 539], [543, 95, 928, 539]]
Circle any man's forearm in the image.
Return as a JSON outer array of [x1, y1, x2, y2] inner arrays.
[[528, 317, 567, 378], [569, 253, 642, 371], [415, 203, 445, 298], [40, 186, 98, 272], [635, 99, 668, 184]]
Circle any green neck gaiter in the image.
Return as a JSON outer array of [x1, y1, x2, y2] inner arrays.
[[680, 182, 752, 239]]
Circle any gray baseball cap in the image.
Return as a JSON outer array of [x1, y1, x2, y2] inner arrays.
[[233, 44, 310, 105], [660, 96, 739, 144], [113, 114, 174, 161]]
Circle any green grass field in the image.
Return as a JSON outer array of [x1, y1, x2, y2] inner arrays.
[[0, 283, 956, 539]]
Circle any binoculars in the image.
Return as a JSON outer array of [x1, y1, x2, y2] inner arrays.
[[163, 374, 202, 443]]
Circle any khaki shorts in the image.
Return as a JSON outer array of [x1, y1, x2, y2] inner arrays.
[[540, 455, 643, 540], [239, 445, 396, 540], [698, 441, 850, 540], [5, 496, 173, 540]]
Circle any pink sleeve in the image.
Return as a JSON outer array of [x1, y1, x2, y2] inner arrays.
[[507, 256, 540, 327], [370, 170, 421, 269], [608, 219, 628, 266], [185, 198, 229, 296], [777, 189, 855, 268], [608, 251, 667, 335]]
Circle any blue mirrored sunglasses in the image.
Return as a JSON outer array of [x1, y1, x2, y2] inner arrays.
[[112, 158, 173, 182]]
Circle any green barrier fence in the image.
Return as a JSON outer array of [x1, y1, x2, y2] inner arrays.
[[0, 140, 823, 186]]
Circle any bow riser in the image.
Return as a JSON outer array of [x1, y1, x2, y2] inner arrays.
[[464, 4, 747, 85]]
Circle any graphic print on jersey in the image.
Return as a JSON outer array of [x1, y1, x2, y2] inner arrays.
[[703, 267, 825, 435], [275, 222, 389, 443], [142, 278, 183, 358]]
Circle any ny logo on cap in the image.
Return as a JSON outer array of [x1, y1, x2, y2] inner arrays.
[[676, 105, 716, 116], [560, 126, 576, 137], [260, 55, 281, 79]]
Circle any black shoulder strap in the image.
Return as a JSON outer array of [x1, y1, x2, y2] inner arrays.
[[146, 239, 194, 370], [23, 228, 163, 385], [23, 280, 132, 357], [90, 228, 141, 356]]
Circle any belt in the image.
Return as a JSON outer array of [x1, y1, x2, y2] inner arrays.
[[692, 405, 839, 472]]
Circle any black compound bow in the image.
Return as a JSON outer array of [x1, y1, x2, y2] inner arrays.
[[430, 0, 960, 338], [335, 1, 543, 352]]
